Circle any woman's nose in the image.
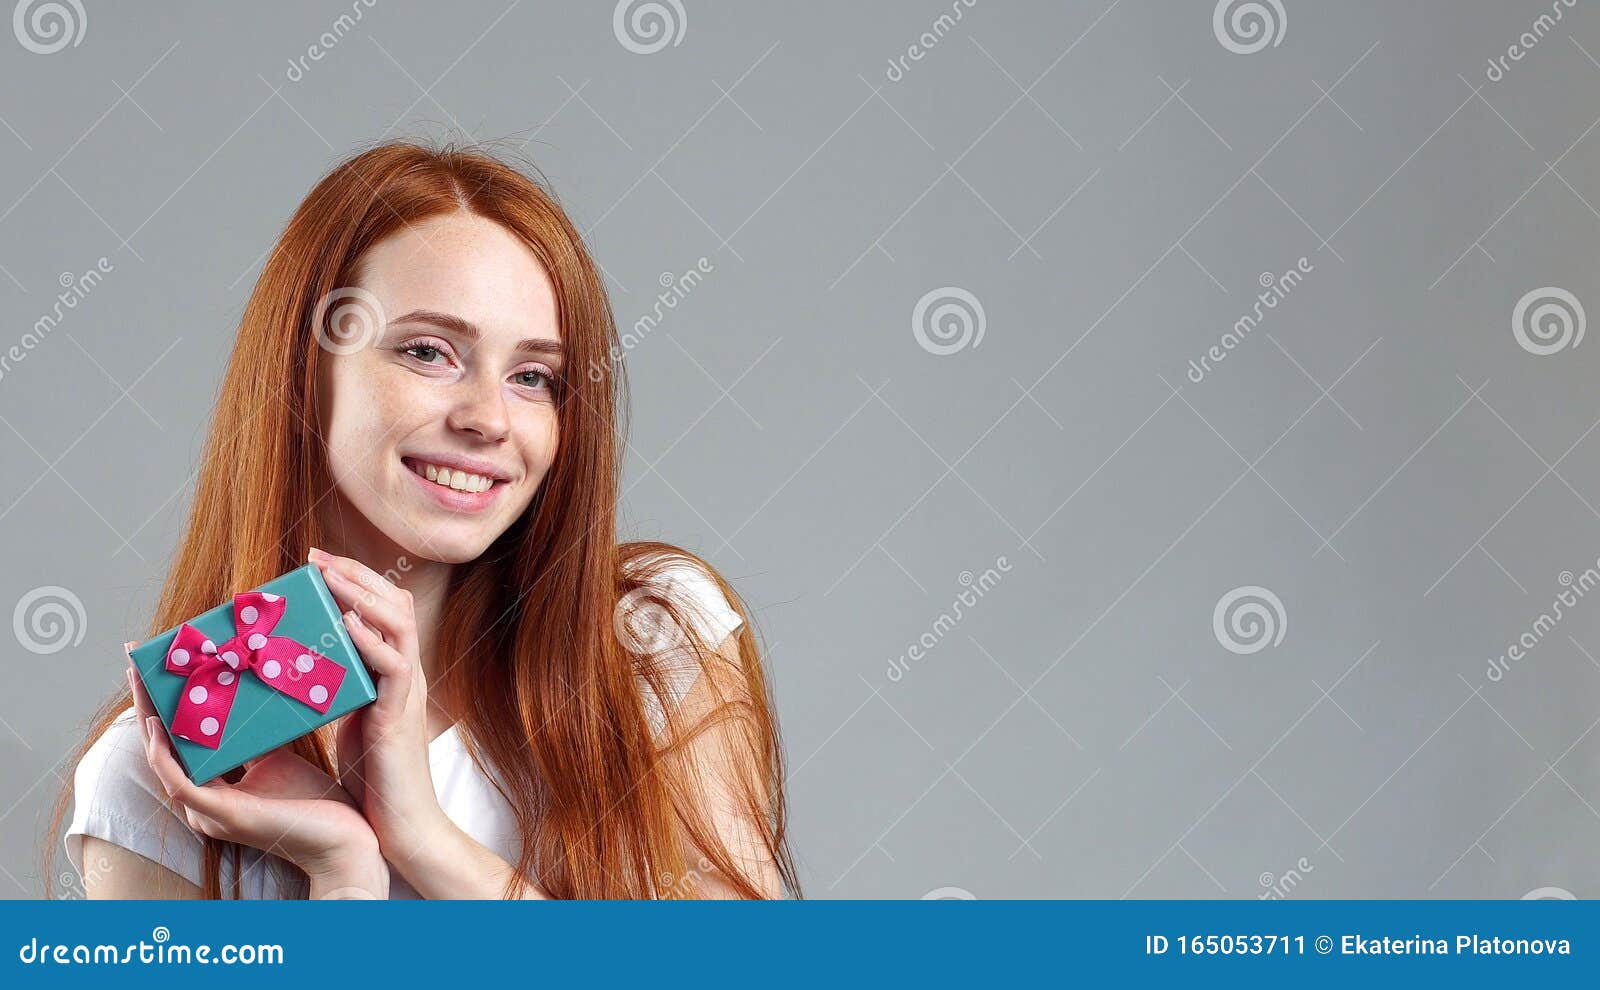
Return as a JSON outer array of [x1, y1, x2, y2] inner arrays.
[[445, 375, 510, 442]]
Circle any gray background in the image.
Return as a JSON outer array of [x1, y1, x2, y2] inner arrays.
[[2, 0, 1599, 899]]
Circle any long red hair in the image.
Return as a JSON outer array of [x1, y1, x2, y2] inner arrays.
[[45, 140, 799, 899]]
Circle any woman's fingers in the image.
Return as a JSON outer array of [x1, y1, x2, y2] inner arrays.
[[341, 609, 413, 720], [141, 715, 239, 825], [310, 547, 416, 653], [125, 646, 157, 721]]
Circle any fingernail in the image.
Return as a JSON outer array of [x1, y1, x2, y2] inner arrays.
[[345, 610, 361, 626], [309, 546, 327, 562]]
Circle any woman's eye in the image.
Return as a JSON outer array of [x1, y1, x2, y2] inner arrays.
[[514, 369, 553, 390], [403, 344, 444, 364]]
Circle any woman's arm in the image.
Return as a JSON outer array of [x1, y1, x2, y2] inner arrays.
[[81, 836, 202, 899]]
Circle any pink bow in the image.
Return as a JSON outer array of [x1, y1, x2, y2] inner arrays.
[[162, 590, 346, 749]]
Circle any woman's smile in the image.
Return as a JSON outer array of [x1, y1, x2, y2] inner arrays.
[[400, 454, 510, 513]]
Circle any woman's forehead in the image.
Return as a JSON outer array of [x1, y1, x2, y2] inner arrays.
[[360, 213, 560, 341]]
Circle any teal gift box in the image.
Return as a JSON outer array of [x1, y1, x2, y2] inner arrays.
[[129, 563, 377, 784]]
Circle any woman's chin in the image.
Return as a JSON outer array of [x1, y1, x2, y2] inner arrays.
[[391, 525, 494, 566]]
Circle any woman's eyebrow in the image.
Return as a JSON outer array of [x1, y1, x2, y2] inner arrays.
[[389, 308, 564, 358]]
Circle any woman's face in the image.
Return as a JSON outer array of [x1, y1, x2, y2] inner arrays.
[[315, 211, 562, 565]]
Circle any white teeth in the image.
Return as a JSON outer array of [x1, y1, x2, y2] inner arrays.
[[411, 460, 494, 494]]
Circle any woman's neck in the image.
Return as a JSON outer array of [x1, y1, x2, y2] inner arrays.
[[312, 511, 457, 730]]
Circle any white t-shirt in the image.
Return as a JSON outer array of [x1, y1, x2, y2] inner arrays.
[[64, 558, 744, 899]]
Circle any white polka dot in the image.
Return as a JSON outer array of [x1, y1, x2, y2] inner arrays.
[[217, 670, 235, 685], [171, 648, 190, 666], [240, 605, 258, 624], [199, 716, 219, 736], [261, 659, 281, 679], [262, 592, 280, 602], [221, 651, 239, 668], [308, 685, 329, 705], [201, 639, 216, 654], [247, 633, 267, 650], [188, 685, 208, 704], [295, 654, 314, 673]]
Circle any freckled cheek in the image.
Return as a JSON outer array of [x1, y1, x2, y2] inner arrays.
[[516, 408, 560, 482], [328, 364, 441, 464]]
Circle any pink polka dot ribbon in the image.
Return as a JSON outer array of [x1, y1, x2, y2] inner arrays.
[[162, 590, 346, 749]]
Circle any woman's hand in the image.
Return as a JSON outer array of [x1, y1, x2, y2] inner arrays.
[[308, 546, 448, 873], [126, 651, 388, 899]]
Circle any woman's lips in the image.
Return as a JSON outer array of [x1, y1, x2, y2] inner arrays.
[[401, 456, 507, 513]]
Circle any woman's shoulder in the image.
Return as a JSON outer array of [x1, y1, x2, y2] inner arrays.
[[67, 706, 297, 897], [74, 708, 163, 807], [620, 545, 746, 651], [66, 707, 206, 889], [619, 546, 748, 734]]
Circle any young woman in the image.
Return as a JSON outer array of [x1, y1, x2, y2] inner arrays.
[[44, 141, 799, 899]]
